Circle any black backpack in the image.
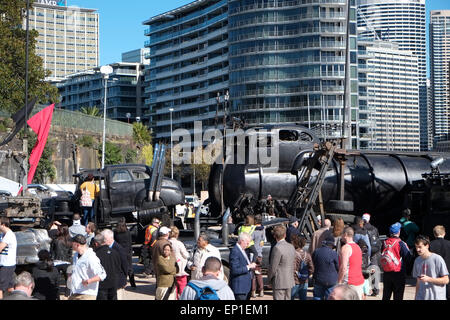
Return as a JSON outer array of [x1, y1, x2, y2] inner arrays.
[[366, 225, 382, 255]]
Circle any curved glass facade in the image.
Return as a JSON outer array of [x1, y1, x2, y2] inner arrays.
[[228, 0, 357, 143]]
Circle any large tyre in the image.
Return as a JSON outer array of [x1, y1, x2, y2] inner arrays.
[[326, 200, 354, 213]]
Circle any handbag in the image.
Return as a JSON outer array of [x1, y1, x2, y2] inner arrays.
[[80, 186, 92, 207]]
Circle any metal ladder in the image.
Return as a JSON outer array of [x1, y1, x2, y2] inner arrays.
[[287, 141, 337, 240]]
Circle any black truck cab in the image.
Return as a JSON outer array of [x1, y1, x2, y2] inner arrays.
[[74, 164, 185, 230]]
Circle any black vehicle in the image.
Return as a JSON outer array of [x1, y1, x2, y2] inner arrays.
[[206, 123, 450, 235], [73, 163, 185, 243], [406, 161, 450, 238], [0, 190, 12, 197]]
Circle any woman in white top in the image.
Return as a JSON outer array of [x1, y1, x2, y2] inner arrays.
[[169, 226, 190, 298]]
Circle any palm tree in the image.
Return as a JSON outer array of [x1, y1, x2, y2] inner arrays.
[[80, 106, 101, 117], [132, 122, 152, 145]]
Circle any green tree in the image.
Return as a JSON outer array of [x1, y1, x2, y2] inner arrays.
[[80, 106, 101, 117], [77, 135, 95, 148], [125, 148, 137, 163], [191, 146, 211, 190], [0, 0, 59, 113], [132, 122, 152, 145], [140, 144, 154, 166], [98, 141, 123, 165]]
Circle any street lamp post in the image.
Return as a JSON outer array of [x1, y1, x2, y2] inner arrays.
[[22, 0, 31, 195], [100, 65, 113, 169], [169, 108, 174, 180]]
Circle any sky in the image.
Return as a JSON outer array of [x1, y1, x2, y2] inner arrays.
[[69, 0, 450, 68]]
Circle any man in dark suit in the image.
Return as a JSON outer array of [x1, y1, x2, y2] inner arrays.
[[268, 224, 296, 300], [229, 233, 256, 300], [3, 271, 37, 300], [102, 229, 129, 300], [93, 233, 122, 300]]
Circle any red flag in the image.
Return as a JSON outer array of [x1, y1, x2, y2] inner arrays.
[[17, 104, 55, 195]]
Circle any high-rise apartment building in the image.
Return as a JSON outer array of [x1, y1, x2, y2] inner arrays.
[[29, 0, 99, 81], [122, 48, 150, 65], [144, 0, 362, 148], [357, 0, 428, 150], [358, 41, 419, 151], [143, 0, 229, 141], [228, 0, 360, 148], [430, 10, 450, 144], [56, 61, 146, 123]]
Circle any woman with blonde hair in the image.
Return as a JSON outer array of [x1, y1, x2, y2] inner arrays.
[[169, 226, 189, 298]]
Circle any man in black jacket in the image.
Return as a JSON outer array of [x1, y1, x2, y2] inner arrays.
[[93, 233, 121, 300], [430, 225, 450, 299], [102, 229, 128, 300], [311, 234, 339, 300]]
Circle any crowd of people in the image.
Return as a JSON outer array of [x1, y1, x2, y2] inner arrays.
[[0, 204, 449, 301], [0, 213, 135, 300], [141, 209, 449, 301]]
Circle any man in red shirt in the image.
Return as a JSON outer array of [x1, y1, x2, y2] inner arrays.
[[338, 227, 365, 299]]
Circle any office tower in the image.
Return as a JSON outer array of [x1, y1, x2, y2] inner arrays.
[[430, 11, 450, 144], [29, 0, 99, 81], [357, 0, 427, 150], [143, 0, 229, 141], [358, 41, 420, 151], [426, 78, 434, 149]]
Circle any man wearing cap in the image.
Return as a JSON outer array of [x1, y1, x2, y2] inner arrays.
[[69, 234, 106, 300], [381, 222, 412, 300], [152, 226, 173, 282], [312, 234, 339, 300]]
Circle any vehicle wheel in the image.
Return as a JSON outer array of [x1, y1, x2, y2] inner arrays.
[[56, 201, 70, 212], [325, 213, 356, 225], [326, 200, 354, 213]]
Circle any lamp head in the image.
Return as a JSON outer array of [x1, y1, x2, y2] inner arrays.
[[100, 65, 113, 78]]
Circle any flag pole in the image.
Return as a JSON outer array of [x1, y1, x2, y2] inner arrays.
[[23, 0, 31, 195]]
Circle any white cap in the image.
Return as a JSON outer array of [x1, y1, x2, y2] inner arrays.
[[362, 213, 371, 223], [159, 226, 171, 235]]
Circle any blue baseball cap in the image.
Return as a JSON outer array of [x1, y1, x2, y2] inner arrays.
[[389, 222, 402, 235]]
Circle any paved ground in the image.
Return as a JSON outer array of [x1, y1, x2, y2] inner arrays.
[[114, 257, 418, 300]]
